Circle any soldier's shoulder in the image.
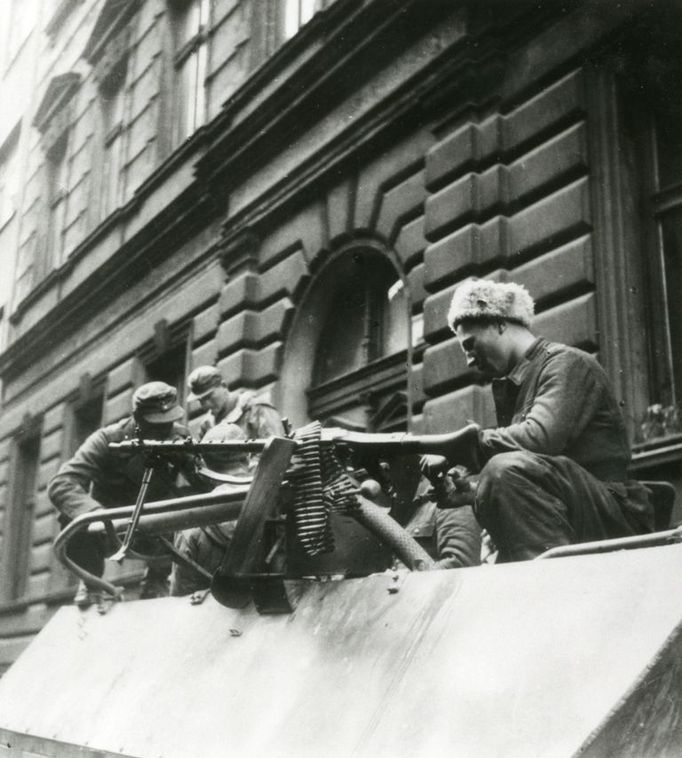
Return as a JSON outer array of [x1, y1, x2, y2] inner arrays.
[[240, 390, 276, 411], [98, 417, 135, 442]]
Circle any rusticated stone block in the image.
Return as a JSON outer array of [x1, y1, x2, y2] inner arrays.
[[394, 215, 427, 269], [39, 429, 63, 464], [102, 388, 134, 425], [260, 202, 326, 267], [422, 385, 497, 435], [425, 123, 477, 191], [217, 343, 283, 387], [513, 236, 594, 303], [192, 302, 220, 344], [107, 357, 146, 398], [42, 404, 67, 437], [37, 459, 61, 495], [353, 134, 432, 232], [424, 218, 508, 291], [327, 178, 354, 243], [406, 263, 427, 314], [422, 337, 468, 396], [509, 178, 590, 256], [217, 311, 258, 354], [502, 69, 585, 153], [219, 271, 259, 318], [259, 249, 309, 303], [190, 341, 217, 371], [535, 292, 597, 349], [375, 171, 426, 244]]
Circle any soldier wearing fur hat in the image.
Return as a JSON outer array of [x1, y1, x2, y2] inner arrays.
[[187, 365, 285, 441], [430, 278, 654, 562], [48, 381, 199, 606]]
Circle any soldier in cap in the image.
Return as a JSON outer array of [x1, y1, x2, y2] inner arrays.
[[48, 381, 199, 606], [168, 368, 286, 596], [424, 278, 654, 562], [170, 421, 251, 597], [187, 365, 285, 442]]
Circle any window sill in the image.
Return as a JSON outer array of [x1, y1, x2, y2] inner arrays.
[[631, 433, 682, 471]]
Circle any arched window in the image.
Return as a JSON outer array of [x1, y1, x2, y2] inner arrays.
[[312, 249, 407, 385], [280, 243, 411, 432]]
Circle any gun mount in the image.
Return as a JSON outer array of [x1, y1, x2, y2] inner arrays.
[[56, 423, 483, 609]]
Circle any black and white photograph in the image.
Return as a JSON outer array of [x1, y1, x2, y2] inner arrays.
[[0, 1, 680, 756]]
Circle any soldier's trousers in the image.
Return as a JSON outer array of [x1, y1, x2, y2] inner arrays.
[[170, 524, 233, 596], [474, 451, 652, 562]]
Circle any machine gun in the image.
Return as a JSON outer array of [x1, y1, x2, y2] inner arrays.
[[55, 422, 481, 611], [106, 423, 482, 463]]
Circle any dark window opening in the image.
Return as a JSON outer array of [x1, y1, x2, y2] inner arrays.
[[145, 343, 188, 406], [307, 248, 409, 432], [71, 395, 104, 453], [4, 435, 41, 601], [313, 250, 408, 385], [168, 0, 210, 146], [45, 131, 69, 271]]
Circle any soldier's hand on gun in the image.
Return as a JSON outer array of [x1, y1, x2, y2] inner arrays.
[[419, 454, 477, 509]]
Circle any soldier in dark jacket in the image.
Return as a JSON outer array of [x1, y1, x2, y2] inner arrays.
[[436, 278, 654, 562], [49, 381, 198, 606]]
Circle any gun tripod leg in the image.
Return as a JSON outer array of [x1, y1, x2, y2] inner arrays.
[[109, 466, 154, 563]]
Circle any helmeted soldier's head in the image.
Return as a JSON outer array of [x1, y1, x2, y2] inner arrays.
[[201, 422, 250, 476], [132, 381, 184, 438], [187, 365, 235, 417]]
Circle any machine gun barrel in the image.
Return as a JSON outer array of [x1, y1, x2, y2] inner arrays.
[[108, 423, 481, 466]]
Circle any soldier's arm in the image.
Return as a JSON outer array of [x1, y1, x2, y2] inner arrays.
[[249, 403, 286, 438], [47, 430, 110, 520]]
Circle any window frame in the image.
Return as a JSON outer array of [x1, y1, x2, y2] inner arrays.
[[0, 423, 42, 603], [169, 0, 212, 147], [279, 241, 412, 433]]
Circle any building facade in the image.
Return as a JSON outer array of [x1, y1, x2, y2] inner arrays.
[[0, 0, 680, 670]]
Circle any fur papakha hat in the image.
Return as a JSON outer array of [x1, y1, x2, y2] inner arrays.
[[447, 278, 535, 331]]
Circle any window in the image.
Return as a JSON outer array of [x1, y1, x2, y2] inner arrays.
[[99, 63, 127, 219], [281, 245, 410, 433], [45, 132, 70, 269], [69, 394, 104, 454], [145, 342, 189, 406], [313, 251, 408, 386], [634, 59, 682, 426], [617, 18, 682, 443], [82, 2, 137, 221], [281, 0, 320, 41], [0, 126, 21, 230], [170, 0, 211, 146], [32, 73, 81, 279], [1, 431, 41, 602]]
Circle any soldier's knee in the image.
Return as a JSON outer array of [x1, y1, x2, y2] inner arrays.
[[479, 452, 529, 489]]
